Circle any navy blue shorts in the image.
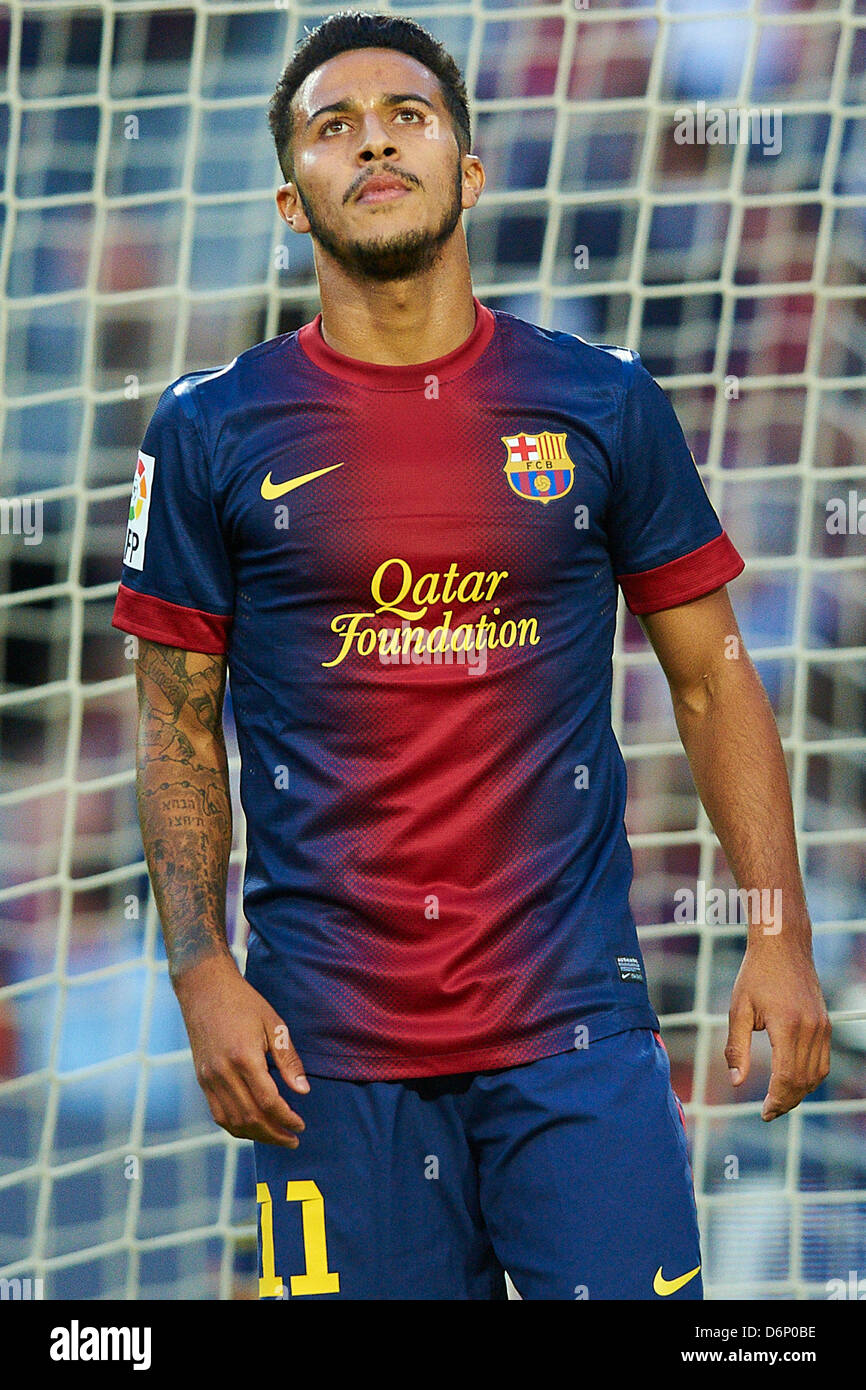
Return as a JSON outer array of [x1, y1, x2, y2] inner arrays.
[[254, 1027, 702, 1300]]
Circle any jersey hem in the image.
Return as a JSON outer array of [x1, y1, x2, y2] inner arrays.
[[290, 1004, 661, 1081]]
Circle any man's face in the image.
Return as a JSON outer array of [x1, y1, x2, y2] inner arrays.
[[277, 47, 483, 282]]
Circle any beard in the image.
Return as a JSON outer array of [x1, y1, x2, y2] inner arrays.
[[296, 162, 464, 283]]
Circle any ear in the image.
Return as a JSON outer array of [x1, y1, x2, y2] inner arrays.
[[276, 182, 311, 235], [460, 154, 485, 211]]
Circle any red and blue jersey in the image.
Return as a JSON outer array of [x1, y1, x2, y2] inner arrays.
[[112, 299, 744, 1079]]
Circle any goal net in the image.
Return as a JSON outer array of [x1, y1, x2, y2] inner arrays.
[[1, 0, 865, 1300]]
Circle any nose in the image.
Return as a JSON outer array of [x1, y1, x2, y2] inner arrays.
[[356, 112, 398, 163]]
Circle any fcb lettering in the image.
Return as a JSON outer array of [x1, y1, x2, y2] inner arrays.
[[502, 431, 574, 504]]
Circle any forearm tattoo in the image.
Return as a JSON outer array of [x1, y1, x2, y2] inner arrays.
[[135, 640, 233, 982]]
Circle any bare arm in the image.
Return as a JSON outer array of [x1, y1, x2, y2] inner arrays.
[[135, 640, 233, 980], [640, 587, 831, 1119], [135, 637, 309, 1145]]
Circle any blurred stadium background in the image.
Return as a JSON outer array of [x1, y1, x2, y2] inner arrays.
[[0, 0, 864, 1300]]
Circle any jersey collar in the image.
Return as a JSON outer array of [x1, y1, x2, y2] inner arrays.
[[297, 296, 496, 390]]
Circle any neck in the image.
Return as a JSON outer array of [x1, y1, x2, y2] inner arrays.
[[313, 232, 477, 365]]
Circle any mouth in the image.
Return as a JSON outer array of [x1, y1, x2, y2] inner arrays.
[[354, 176, 413, 205]]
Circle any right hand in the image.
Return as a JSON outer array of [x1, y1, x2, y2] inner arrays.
[[173, 953, 309, 1147]]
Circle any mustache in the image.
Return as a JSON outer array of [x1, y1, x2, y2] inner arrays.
[[344, 164, 423, 204]]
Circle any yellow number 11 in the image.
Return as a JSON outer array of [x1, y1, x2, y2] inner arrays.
[[257, 1180, 341, 1298]]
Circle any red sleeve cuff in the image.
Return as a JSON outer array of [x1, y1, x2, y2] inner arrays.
[[617, 531, 745, 615], [112, 583, 231, 654]]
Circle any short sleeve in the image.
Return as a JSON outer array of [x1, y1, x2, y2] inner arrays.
[[111, 382, 234, 653], [608, 357, 744, 615]]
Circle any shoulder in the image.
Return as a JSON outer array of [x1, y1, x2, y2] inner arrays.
[[488, 306, 645, 391], [158, 332, 301, 426]]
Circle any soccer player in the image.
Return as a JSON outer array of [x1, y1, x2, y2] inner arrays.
[[113, 12, 831, 1300]]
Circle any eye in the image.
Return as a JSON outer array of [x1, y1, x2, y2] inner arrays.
[[321, 118, 350, 136], [394, 108, 425, 123]]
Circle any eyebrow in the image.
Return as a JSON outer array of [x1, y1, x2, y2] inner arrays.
[[305, 92, 437, 129]]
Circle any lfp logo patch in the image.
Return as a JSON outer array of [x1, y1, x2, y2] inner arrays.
[[502, 432, 574, 505], [123, 450, 155, 571]]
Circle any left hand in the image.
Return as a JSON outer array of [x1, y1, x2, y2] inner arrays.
[[724, 940, 831, 1120]]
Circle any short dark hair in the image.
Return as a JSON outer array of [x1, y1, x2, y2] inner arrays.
[[268, 11, 471, 179]]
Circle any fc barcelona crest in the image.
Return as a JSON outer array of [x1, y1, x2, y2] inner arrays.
[[502, 432, 574, 505]]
